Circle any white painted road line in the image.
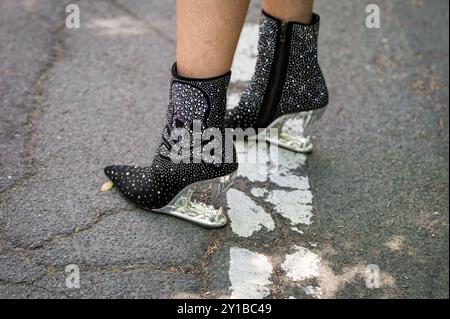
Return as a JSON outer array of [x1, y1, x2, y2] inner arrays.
[[281, 246, 321, 282], [226, 92, 241, 110], [229, 247, 273, 299], [266, 189, 314, 226], [225, 22, 319, 299], [226, 188, 275, 238]]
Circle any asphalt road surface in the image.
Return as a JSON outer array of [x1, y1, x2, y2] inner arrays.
[[0, 0, 448, 298]]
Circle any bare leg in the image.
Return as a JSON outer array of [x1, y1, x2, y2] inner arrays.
[[176, 0, 250, 78], [262, 0, 314, 24]]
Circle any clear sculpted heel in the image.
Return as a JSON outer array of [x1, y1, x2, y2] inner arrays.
[[265, 107, 326, 153], [152, 171, 237, 228]]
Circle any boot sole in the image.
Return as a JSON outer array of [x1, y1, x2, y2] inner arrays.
[[147, 170, 237, 229], [261, 107, 327, 153]]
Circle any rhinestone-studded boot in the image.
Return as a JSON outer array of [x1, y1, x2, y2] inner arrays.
[[225, 11, 328, 153], [104, 64, 238, 228]]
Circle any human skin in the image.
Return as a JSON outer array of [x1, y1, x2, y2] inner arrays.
[[176, 0, 314, 78], [176, 0, 251, 78], [263, 0, 314, 23]]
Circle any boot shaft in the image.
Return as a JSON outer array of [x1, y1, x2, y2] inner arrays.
[[226, 11, 328, 130], [159, 64, 235, 163], [167, 64, 231, 131]]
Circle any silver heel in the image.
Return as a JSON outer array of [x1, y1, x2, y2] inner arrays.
[[265, 107, 326, 153], [153, 171, 237, 228]]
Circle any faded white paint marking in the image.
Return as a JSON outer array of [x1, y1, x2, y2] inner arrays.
[[265, 148, 314, 226], [230, 23, 259, 83], [303, 285, 322, 298], [269, 171, 310, 190], [269, 148, 308, 189], [227, 189, 275, 237], [281, 246, 320, 281], [226, 92, 241, 110], [250, 187, 267, 198], [266, 189, 313, 225], [235, 140, 271, 183], [275, 148, 308, 169], [234, 141, 314, 227], [229, 247, 273, 299], [291, 227, 304, 234], [224, 21, 323, 299]]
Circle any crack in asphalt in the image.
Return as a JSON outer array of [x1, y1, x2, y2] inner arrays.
[[198, 233, 221, 297], [0, 21, 68, 294], [0, 0, 200, 297], [0, 27, 66, 200], [42, 262, 191, 276], [24, 207, 131, 251]]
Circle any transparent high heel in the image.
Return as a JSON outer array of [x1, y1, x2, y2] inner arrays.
[[104, 64, 238, 229], [151, 171, 237, 228], [264, 107, 326, 153]]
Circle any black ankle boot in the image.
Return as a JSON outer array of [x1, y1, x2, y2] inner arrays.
[[225, 11, 329, 153], [105, 64, 238, 228]]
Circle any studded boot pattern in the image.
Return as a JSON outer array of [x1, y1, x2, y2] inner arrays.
[[225, 11, 328, 131], [105, 64, 238, 225]]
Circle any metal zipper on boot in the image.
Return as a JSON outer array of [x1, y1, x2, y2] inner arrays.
[[256, 21, 291, 128]]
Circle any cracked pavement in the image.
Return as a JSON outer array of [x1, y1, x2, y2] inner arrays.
[[0, 0, 448, 299]]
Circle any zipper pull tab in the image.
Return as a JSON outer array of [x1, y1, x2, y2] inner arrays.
[[280, 22, 287, 43]]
